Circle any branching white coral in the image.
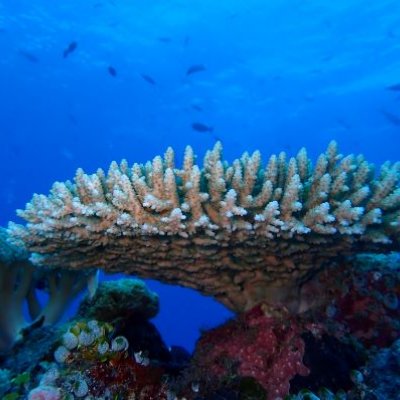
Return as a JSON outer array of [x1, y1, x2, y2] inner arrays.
[[7, 142, 400, 313]]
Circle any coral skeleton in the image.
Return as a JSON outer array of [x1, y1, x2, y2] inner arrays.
[[8, 142, 400, 312]]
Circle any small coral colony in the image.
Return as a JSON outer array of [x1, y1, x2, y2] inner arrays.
[[1, 141, 400, 399]]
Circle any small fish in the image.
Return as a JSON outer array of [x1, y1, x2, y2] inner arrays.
[[304, 93, 315, 102], [61, 148, 74, 160], [336, 117, 351, 130], [68, 113, 78, 125], [87, 269, 100, 300], [192, 122, 222, 142], [108, 66, 117, 76], [158, 36, 172, 43], [140, 73, 156, 85], [386, 83, 400, 92], [19, 50, 39, 63], [191, 104, 203, 112], [63, 41, 78, 58], [192, 122, 213, 132], [380, 109, 400, 126], [186, 64, 206, 75], [321, 54, 334, 62]]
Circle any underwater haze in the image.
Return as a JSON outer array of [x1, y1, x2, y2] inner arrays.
[[1, 0, 400, 351]]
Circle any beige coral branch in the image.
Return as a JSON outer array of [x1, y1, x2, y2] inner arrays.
[[7, 142, 400, 313]]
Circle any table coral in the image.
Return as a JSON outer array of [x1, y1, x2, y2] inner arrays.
[[8, 142, 400, 312]]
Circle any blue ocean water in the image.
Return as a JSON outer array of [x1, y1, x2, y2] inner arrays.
[[0, 0, 400, 352]]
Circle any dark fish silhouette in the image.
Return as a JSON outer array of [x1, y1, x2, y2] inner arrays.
[[386, 83, 400, 92], [336, 117, 351, 130], [63, 41, 78, 58], [192, 122, 213, 132], [19, 50, 39, 63], [304, 93, 315, 102], [191, 104, 203, 112], [140, 73, 156, 85], [380, 109, 400, 126], [158, 37, 172, 43], [187, 64, 206, 75], [97, 0, 116, 6], [321, 54, 334, 62], [192, 122, 222, 142], [108, 66, 117, 76], [68, 114, 78, 125]]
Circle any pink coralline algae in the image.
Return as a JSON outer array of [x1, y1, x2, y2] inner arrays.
[[303, 254, 400, 348], [28, 386, 61, 400], [192, 304, 309, 399], [336, 259, 399, 348]]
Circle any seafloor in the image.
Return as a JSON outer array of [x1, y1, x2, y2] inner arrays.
[[0, 252, 399, 399]]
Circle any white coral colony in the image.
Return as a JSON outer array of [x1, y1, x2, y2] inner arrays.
[[8, 142, 400, 312]]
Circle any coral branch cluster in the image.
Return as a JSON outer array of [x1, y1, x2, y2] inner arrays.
[[8, 142, 400, 312]]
